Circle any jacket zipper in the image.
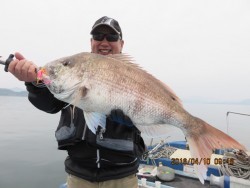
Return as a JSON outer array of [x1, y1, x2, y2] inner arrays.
[[96, 149, 100, 168], [96, 128, 104, 168], [99, 128, 106, 139], [82, 122, 87, 140]]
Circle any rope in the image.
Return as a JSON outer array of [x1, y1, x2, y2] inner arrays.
[[141, 140, 177, 166], [220, 149, 250, 180], [142, 139, 250, 181]]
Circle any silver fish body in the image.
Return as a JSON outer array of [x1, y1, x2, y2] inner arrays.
[[42, 52, 245, 184], [45, 53, 186, 129]]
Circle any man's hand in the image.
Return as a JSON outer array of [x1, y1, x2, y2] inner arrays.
[[109, 109, 134, 128], [8, 52, 37, 82]]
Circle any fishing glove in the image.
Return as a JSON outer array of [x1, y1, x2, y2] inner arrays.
[[109, 109, 134, 128]]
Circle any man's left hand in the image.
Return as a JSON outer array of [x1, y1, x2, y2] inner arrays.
[[109, 109, 134, 128]]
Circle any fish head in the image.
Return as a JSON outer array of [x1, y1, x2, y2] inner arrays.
[[41, 53, 89, 101]]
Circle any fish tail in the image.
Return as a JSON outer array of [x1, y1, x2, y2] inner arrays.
[[185, 117, 246, 184]]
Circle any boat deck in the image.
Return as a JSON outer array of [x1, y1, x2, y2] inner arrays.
[[138, 174, 212, 188]]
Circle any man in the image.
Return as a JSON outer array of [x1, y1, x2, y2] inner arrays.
[[9, 16, 146, 188]]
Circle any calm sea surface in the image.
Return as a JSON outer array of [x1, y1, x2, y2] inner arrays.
[[0, 96, 249, 188]]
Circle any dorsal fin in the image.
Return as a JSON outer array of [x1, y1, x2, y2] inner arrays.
[[106, 54, 182, 106], [107, 53, 135, 63]]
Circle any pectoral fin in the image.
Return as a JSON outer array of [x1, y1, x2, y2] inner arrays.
[[84, 112, 106, 134]]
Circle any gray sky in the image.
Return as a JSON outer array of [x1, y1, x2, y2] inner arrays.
[[1, 0, 249, 102]]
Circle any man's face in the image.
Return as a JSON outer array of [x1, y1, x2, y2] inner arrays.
[[90, 27, 124, 55]]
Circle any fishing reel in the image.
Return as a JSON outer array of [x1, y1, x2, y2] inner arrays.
[[0, 54, 14, 72]]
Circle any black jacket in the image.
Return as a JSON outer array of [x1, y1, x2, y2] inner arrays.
[[25, 82, 146, 182]]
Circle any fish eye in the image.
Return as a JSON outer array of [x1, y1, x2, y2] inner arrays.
[[62, 60, 71, 66]]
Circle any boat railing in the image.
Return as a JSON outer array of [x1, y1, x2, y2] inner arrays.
[[226, 111, 250, 134]]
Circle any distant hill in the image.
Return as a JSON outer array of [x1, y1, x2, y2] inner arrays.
[[0, 88, 28, 97], [239, 99, 250, 105]]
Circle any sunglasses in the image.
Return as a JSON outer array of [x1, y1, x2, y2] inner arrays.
[[92, 33, 120, 42]]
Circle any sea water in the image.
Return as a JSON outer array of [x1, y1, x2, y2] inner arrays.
[[0, 96, 249, 188]]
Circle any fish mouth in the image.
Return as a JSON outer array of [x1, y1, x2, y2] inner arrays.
[[47, 82, 63, 94], [37, 65, 81, 101], [42, 75, 52, 85], [37, 65, 59, 85], [48, 81, 82, 101]]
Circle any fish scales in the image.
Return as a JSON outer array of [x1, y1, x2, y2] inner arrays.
[[94, 59, 183, 127], [72, 56, 157, 112], [40, 52, 246, 184]]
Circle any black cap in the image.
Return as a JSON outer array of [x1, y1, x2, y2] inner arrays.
[[90, 16, 122, 39]]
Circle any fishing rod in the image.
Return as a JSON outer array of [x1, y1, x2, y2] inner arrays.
[[226, 111, 250, 134], [0, 54, 14, 72]]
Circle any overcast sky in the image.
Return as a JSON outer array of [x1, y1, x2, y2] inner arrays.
[[1, 0, 249, 102]]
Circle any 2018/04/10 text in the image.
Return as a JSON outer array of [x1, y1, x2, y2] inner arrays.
[[171, 158, 234, 165]]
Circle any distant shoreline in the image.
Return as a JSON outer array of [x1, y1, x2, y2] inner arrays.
[[0, 88, 28, 97], [0, 88, 249, 104]]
